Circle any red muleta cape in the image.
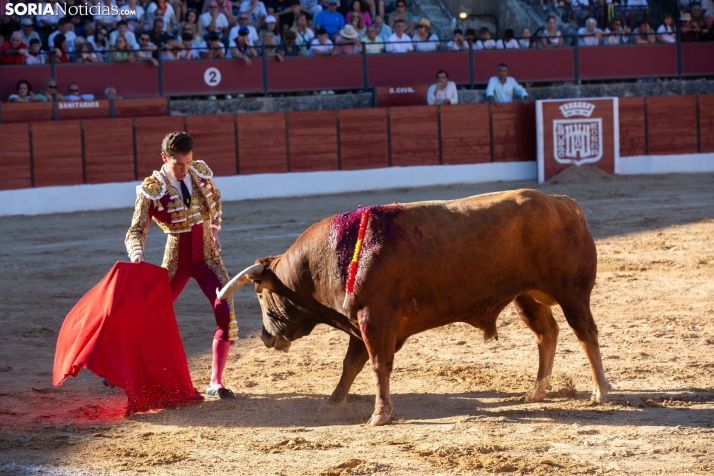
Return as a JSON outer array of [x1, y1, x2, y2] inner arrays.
[[53, 261, 203, 416]]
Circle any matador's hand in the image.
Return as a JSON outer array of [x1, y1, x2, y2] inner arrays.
[[212, 228, 222, 252]]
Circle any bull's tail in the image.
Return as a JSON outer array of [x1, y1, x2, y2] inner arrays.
[[550, 194, 588, 229]]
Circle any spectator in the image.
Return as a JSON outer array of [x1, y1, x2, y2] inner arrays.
[[49, 18, 78, 54], [179, 31, 202, 59], [385, 18, 413, 52], [88, 28, 111, 55], [540, 16, 564, 48], [202, 0, 237, 26], [75, 42, 101, 63], [334, 24, 361, 53], [64, 0, 94, 38], [24, 39, 48, 64], [446, 28, 467, 51], [104, 87, 119, 100], [230, 13, 261, 46], [8, 79, 39, 103], [474, 27, 496, 50], [263, 15, 283, 44], [136, 32, 160, 64], [277, 29, 301, 57], [186, 9, 205, 38], [299, 0, 323, 19], [519, 27, 533, 49], [204, 31, 227, 57], [65, 82, 95, 101], [240, 0, 269, 28], [361, 24, 384, 53], [388, 0, 413, 35], [120, 0, 146, 33], [109, 35, 137, 63], [346, 1, 372, 27], [314, 0, 345, 37], [656, 13, 676, 44], [464, 28, 476, 46], [605, 17, 631, 45], [373, 14, 392, 41], [19, 19, 41, 47], [310, 26, 337, 55], [701, 11, 714, 40], [149, 19, 172, 48], [496, 28, 519, 49], [148, 0, 178, 27], [267, 0, 294, 34], [486, 63, 528, 104], [578, 18, 603, 46], [633, 21, 656, 44], [691, 2, 706, 28], [161, 35, 183, 60], [110, 21, 139, 50], [201, 1, 231, 40], [427, 70, 457, 106], [348, 9, 367, 36], [37, 78, 64, 102], [0, 31, 27, 65], [51, 34, 71, 63], [151, 3, 179, 34], [679, 13, 700, 41], [290, 13, 314, 51], [95, 0, 119, 31], [230, 27, 258, 62], [261, 30, 282, 59], [412, 18, 439, 52], [37, 0, 64, 41]]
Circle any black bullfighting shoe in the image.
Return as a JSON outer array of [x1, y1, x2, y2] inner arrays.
[[205, 384, 235, 400]]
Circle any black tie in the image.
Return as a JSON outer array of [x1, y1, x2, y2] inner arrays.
[[180, 180, 191, 208]]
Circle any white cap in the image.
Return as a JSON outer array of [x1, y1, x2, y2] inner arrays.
[[265, 15, 276, 23]]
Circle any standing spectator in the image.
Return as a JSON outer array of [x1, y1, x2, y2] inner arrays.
[[495, 28, 519, 49], [486, 63, 528, 104], [88, 28, 110, 55], [110, 21, 139, 50], [277, 30, 301, 56], [691, 2, 706, 28], [8, 80, 39, 103], [120, 0, 146, 33], [65, 82, 94, 101], [348, 9, 367, 36], [51, 34, 71, 63], [19, 19, 41, 47], [95, 0, 119, 31], [230, 27, 258, 61], [37, 79, 65, 102], [290, 13, 314, 50], [385, 18, 413, 52], [136, 33, 160, 64], [108, 35, 136, 63], [310, 26, 337, 55], [578, 18, 603, 46], [75, 42, 101, 62], [201, 1, 231, 40], [49, 18, 78, 54], [446, 28, 467, 51], [387, 0, 413, 35], [263, 15, 282, 44], [240, 0, 268, 28], [657, 13, 676, 43], [605, 17, 631, 45], [412, 18, 439, 52], [701, 11, 714, 40], [346, 1, 372, 27], [361, 24, 384, 53], [474, 27, 496, 50], [373, 14, 392, 41], [519, 27, 533, 49], [540, 16, 564, 48], [230, 13, 261, 45], [186, 9, 205, 38], [150, 19, 172, 48], [1, 32, 27, 65], [314, 0, 345, 37], [633, 21, 656, 44], [23, 39, 48, 64], [204, 31, 227, 57], [427, 70, 457, 106], [334, 24, 360, 53], [679, 13, 700, 41]]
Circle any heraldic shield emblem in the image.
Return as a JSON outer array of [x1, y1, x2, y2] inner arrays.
[[553, 102, 603, 166]]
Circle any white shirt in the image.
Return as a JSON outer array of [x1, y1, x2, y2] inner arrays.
[[496, 38, 519, 49], [37, 3, 64, 26], [292, 27, 315, 49], [657, 24, 675, 44], [627, 0, 648, 5], [485, 76, 528, 103], [578, 27, 602, 46], [147, 2, 176, 22], [110, 30, 138, 49], [162, 164, 193, 202], [229, 25, 260, 45], [25, 52, 48, 64], [361, 35, 384, 54], [385, 33, 414, 53], [427, 81, 458, 106], [87, 35, 109, 53], [446, 40, 467, 51], [118, 4, 145, 24], [200, 11, 229, 34], [240, 0, 268, 24], [518, 38, 530, 49], [48, 30, 77, 52], [309, 38, 333, 54], [605, 27, 629, 45], [474, 38, 496, 50], [411, 33, 439, 52]]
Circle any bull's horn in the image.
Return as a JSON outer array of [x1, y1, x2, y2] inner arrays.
[[216, 264, 265, 299]]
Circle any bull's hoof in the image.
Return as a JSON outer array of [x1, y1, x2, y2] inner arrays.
[[368, 411, 392, 426], [591, 393, 611, 404], [525, 379, 550, 402]]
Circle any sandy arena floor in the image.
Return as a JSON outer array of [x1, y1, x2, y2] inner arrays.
[[1, 170, 713, 475]]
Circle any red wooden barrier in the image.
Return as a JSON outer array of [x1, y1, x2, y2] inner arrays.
[[134, 116, 185, 178], [368, 52, 470, 87], [0, 65, 52, 104], [32, 121, 83, 187], [162, 59, 262, 96], [237, 112, 287, 174], [389, 105, 439, 166], [55, 63, 160, 98], [618, 97, 646, 157], [473, 48, 575, 83], [84, 118, 135, 184], [186, 114, 237, 176], [681, 43, 714, 77], [579, 44, 677, 80], [700, 94, 714, 153], [269, 56, 363, 92], [114, 97, 169, 118], [0, 123, 32, 190], [0, 101, 53, 123], [647, 95, 698, 155], [491, 102, 536, 162], [439, 103, 490, 164], [57, 100, 111, 121], [339, 108, 389, 170], [288, 110, 339, 172]]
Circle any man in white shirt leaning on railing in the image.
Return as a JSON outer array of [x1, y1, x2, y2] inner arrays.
[[485, 63, 529, 105], [427, 70, 458, 106]]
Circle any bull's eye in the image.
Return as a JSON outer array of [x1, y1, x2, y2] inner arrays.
[[258, 294, 263, 300]]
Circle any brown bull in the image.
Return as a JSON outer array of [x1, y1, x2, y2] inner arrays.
[[218, 189, 611, 425]]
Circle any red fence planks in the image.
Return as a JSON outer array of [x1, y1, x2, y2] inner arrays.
[[0, 123, 32, 190], [0, 101, 53, 123], [700, 94, 714, 153], [389, 105, 439, 166], [580, 44, 677, 80], [439, 103, 490, 164], [186, 114, 237, 176], [31, 121, 83, 187], [287, 110, 338, 172], [618, 97, 646, 157], [647, 95, 698, 155], [134, 116, 185, 178], [237, 112, 288, 174], [83, 118, 135, 184], [491, 102, 536, 162], [114, 97, 169, 118], [339, 109, 389, 170]]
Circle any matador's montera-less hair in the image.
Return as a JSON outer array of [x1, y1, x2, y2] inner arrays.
[[161, 131, 194, 157]]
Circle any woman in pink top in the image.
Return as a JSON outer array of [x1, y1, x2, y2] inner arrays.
[[345, 1, 372, 27]]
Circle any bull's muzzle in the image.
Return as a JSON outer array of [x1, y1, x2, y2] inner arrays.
[[261, 326, 291, 352]]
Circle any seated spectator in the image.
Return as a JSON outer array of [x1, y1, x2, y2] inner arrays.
[[277, 30, 301, 57], [136, 32, 160, 64], [1, 32, 27, 65], [267, 0, 294, 35], [385, 18, 414, 52], [578, 18, 603, 46], [346, 1, 372, 27], [657, 13, 676, 44], [290, 13, 315, 51], [702, 12, 714, 41], [464, 28, 476, 46], [75, 42, 101, 63], [49, 18, 77, 54], [161, 35, 182, 60], [263, 15, 282, 44], [37, 0, 65, 40], [261, 30, 282, 59], [427, 70, 457, 106], [110, 21, 139, 50], [310, 26, 337, 55], [204, 31, 227, 57], [8, 79, 39, 103], [633, 21, 656, 44], [64, 0, 94, 38], [19, 19, 41, 47], [679, 13, 701, 41], [52, 34, 71, 63], [23, 39, 48, 64], [150, 19, 172, 48], [446, 28, 467, 51], [373, 15, 392, 41], [348, 9, 367, 36], [109, 35, 137, 63], [412, 18, 439, 52], [178, 31, 203, 59], [37, 78, 65, 102], [334, 24, 361, 53], [120, 0, 146, 33], [474, 27, 496, 50], [186, 9, 205, 38], [88, 28, 111, 56], [230, 14, 261, 46], [361, 24, 384, 53], [202, 0, 236, 26], [300, 0, 323, 18], [496, 28, 519, 49], [201, 1, 231, 40], [604, 17, 631, 45], [314, 0, 345, 37], [65, 82, 95, 101], [147, 0, 177, 28], [95, 0, 118, 31], [240, 0, 269, 28], [540, 16, 563, 48], [388, 0, 413, 35], [691, 2, 706, 28], [152, 7, 179, 34], [486, 63, 528, 104], [104, 87, 120, 100], [519, 27, 533, 49]]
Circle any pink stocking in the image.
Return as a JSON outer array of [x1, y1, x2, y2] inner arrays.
[[211, 339, 231, 387]]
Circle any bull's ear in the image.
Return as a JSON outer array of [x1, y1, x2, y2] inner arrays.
[[249, 268, 279, 293]]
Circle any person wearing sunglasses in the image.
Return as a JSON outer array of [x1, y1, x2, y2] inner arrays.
[[228, 13, 261, 45], [65, 82, 95, 102], [37, 78, 65, 102], [387, 0, 412, 35]]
